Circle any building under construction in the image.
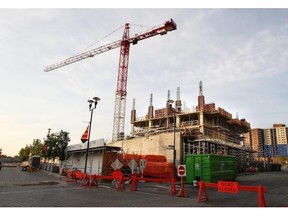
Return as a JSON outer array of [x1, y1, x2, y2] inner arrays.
[[109, 81, 254, 172]]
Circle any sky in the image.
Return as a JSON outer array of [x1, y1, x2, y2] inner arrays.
[[1, 2, 288, 157]]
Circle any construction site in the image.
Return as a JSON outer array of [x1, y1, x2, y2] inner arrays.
[[109, 81, 253, 172], [45, 18, 254, 175]]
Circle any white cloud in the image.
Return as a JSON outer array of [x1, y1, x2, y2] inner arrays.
[[1, 9, 288, 156]]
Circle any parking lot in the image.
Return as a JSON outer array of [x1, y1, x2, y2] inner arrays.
[[0, 166, 287, 208]]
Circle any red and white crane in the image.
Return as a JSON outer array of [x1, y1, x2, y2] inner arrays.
[[44, 19, 177, 142]]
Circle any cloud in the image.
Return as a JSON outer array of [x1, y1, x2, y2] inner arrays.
[[1, 9, 288, 156]]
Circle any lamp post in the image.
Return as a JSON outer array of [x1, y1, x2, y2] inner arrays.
[[84, 96, 100, 174], [168, 99, 176, 179]]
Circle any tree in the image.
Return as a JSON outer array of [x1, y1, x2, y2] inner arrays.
[[55, 130, 70, 161], [31, 139, 44, 156], [18, 129, 70, 164], [43, 130, 70, 163], [18, 139, 44, 162], [44, 132, 58, 162], [18, 145, 31, 161]]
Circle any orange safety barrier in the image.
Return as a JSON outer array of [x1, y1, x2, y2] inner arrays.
[[76, 171, 84, 179], [80, 173, 98, 188], [120, 153, 174, 179], [143, 161, 173, 179], [65, 171, 78, 184], [77, 170, 176, 195], [197, 181, 267, 207], [112, 170, 125, 191], [65, 170, 84, 184], [129, 173, 176, 195], [170, 178, 176, 195], [79, 170, 130, 191], [59, 168, 68, 179], [177, 176, 188, 197]]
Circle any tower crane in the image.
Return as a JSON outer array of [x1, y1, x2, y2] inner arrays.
[[44, 19, 177, 142]]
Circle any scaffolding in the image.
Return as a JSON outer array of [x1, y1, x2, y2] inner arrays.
[[183, 138, 253, 171], [127, 83, 254, 171]]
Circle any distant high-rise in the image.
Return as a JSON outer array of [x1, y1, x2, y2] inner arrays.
[[250, 129, 265, 158], [245, 123, 288, 159]]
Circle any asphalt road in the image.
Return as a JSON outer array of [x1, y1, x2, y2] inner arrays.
[[0, 166, 287, 209]]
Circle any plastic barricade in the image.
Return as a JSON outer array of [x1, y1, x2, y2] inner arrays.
[[197, 181, 267, 207]]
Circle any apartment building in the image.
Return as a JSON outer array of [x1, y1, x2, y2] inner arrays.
[[246, 123, 288, 159]]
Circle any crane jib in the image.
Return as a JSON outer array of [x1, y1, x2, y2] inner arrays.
[[44, 19, 176, 72], [44, 19, 177, 142]]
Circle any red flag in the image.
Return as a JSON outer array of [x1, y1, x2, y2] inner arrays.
[[81, 125, 89, 143]]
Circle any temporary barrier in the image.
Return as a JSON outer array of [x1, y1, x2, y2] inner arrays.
[[75, 169, 176, 194], [144, 161, 173, 179], [79, 170, 129, 191], [177, 176, 188, 197], [79, 172, 177, 195], [129, 173, 176, 195], [112, 170, 126, 191], [197, 181, 267, 207], [177, 165, 188, 197], [59, 168, 68, 179], [79, 173, 98, 188], [65, 170, 79, 184], [118, 153, 174, 178]]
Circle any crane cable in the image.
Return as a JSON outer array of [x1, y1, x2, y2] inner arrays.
[[74, 23, 157, 56], [75, 25, 125, 55]]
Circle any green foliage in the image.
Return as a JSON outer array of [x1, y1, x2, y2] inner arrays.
[[56, 130, 70, 161], [18, 145, 32, 161], [43, 130, 70, 162], [18, 130, 70, 163], [18, 139, 44, 161], [32, 139, 44, 156], [44, 132, 57, 161]]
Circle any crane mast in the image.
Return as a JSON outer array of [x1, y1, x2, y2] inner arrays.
[[44, 19, 177, 142], [113, 23, 130, 141]]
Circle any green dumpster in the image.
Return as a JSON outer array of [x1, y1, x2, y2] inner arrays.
[[185, 154, 237, 183]]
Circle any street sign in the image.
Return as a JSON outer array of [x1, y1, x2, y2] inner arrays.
[[167, 145, 174, 149], [111, 159, 123, 170], [177, 165, 186, 177], [217, 181, 239, 194], [140, 159, 146, 169], [128, 159, 138, 173]]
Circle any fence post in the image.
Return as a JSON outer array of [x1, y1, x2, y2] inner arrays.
[[258, 185, 266, 207], [170, 178, 176, 195], [197, 181, 208, 202]]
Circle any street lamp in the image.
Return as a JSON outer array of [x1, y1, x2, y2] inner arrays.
[[168, 99, 176, 179], [84, 96, 100, 174], [48, 128, 51, 137]]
